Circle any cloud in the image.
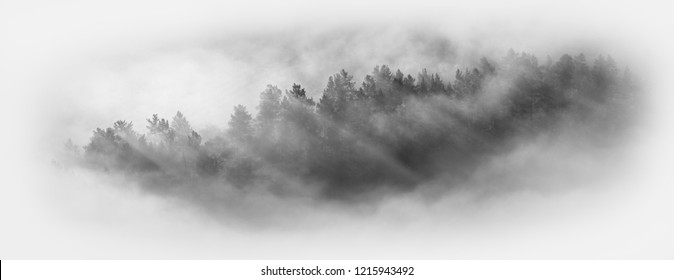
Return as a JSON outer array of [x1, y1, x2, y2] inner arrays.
[[2, 0, 673, 259]]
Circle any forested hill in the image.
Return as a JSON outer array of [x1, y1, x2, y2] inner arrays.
[[59, 50, 638, 201]]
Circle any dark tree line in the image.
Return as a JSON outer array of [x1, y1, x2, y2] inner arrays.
[[62, 50, 637, 200]]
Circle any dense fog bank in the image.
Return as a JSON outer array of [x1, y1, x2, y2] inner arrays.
[[54, 39, 640, 222]]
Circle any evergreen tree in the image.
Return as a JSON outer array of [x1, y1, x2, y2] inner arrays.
[[228, 105, 254, 142], [146, 114, 173, 145], [257, 85, 283, 124], [71, 49, 637, 198], [171, 111, 192, 138]]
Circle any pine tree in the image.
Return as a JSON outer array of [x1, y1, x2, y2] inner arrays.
[[171, 111, 192, 138], [257, 85, 283, 125], [228, 105, 253, 142]]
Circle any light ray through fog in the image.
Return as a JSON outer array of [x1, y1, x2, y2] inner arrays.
[[47, 25, 641, 229], [2, 0, 673, 259]]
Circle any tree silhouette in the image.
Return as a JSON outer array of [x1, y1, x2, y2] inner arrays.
[[227, 105, 253, 143], [171, 111, 192, 141], [72, 50, 638, 199]]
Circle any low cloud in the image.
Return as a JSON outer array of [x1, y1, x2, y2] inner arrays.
[[4, 1, 672, 258]]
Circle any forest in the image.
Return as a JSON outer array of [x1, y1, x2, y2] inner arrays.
[[59, 50, 638, 201]]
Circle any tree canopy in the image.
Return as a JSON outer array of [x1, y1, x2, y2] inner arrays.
[[64, 50, 639, 201]]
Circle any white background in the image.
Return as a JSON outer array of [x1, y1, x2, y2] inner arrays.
[[1, 0, 673, 273]]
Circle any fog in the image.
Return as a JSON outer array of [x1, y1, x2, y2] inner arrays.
[[1, 0, 673, 259]]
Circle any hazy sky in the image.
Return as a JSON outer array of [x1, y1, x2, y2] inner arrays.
[[1, 0, 673, 259]]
